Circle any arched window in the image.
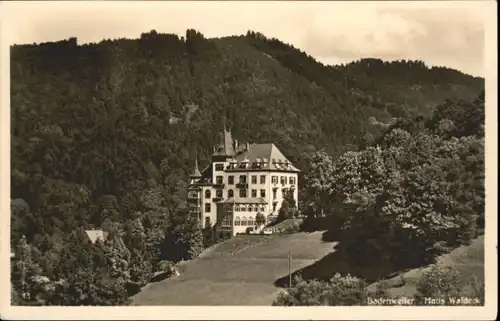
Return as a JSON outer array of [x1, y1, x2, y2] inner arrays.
[[216, 189, 223, 198], [228, 189, 234, 198], [248, 216, 254, 226], [234, 216, 241, 226], [241, 217, 248, 226], [205, 190, 211, 199]]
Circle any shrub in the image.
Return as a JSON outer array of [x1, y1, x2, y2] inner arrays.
[[414, 265, 461, 305], [155, 260, 175, 273], [282, 224, 300, 234], [273, 274, 368, 306]]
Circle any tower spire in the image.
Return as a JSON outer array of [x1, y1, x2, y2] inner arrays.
[[191, 152, 201, 178]]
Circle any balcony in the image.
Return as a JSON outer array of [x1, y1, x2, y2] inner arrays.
[[213, 183, 225, 188], [189, 206, 200, 213], [187, 194, 200, 200], [212, 197, 223, 202], [236, 182, 248, 189]]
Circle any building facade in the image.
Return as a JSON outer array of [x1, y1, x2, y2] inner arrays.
[[187, 127, 300, 236]]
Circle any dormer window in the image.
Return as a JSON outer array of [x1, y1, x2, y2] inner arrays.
[[241, 157, 250, 168], [229, 158, 238, 169]]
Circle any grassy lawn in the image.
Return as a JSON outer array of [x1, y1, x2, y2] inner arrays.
[[131, 231, 334, 305], [131, 231, 484, 305]]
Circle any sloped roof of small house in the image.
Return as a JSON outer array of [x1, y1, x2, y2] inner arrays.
[[85, 229, 108, 244]]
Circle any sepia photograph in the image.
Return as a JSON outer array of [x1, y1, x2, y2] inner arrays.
[[0, 0, 497, 320]]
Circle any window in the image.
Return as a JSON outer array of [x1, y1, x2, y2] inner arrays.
[[273, 190, 277, 199], [280, 176, 286, 185], [205, 216, 211, 227], [234, 216, 241, 226], [228, 189, 234, 198], [251, 175, 257, 184], [248, 216, 255, 226], [260, 175, 266, 184], [289, 177, 295, 185], [215, 164, 224, 171], [228, 175, 234, 185], [260, 206, 265, 212], [216, 189, 223, 198], [239, 175, 247, 184], [205, 203, 211, 213], [251, 189, 257, 198], [241, 217, 248, 226], [222, 215, 232, 227], [260, 189, 266, 197], [271, 176, 278, 184], [283, 188, 288, 195], [205, 190, 211, 199], [254, 206, 259, 212], [273, 204, 277, 211], [239, 189, 247, 197], [235, 205, 240, 211], [216, 176, 223, 184]]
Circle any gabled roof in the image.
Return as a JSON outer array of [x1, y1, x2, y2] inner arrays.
[[85, 229, 108, 244], [231, 143, 300, 172], [219, 197, 268, 204]]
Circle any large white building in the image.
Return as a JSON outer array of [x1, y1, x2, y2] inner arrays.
[[187, 126, 300, 235]]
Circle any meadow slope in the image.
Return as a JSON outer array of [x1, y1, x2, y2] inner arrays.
[[131, 232, 334, 305]]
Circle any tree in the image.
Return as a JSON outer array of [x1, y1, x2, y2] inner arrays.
[[301, 150, 335, 218], [163, 209, 203, 262], [255, 212, 266, 227]]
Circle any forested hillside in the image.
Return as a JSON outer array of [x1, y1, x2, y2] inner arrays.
[[10, 29, 484, 305]]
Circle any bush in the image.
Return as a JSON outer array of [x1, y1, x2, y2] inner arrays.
[[282, 224, 300, 234], [273, 274, 369, 306], [414, 265, 461, 305], [155, 260, 175, 273]]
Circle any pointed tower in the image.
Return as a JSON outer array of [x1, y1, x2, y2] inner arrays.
[[189, 154, 202, 184]]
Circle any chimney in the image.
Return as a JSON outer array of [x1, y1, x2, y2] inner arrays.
[[246, 142, 250, 151], [234, 139, 238, 151]]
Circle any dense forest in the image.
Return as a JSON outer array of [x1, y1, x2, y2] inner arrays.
[[10, 29, 484, 305], [276, 92, 485, 305]]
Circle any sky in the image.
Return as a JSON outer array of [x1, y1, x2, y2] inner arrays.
[[1, 1, 491, 77]]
